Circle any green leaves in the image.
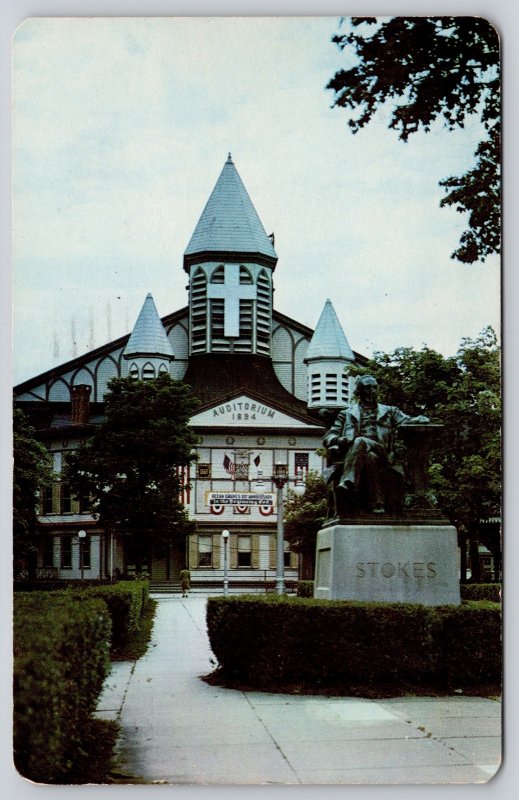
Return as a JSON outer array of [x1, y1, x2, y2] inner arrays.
[[13, 407, 54, 561], [65, 375, 199, 567], [365, 327, 501, 534], [328, 16, 500, 263]]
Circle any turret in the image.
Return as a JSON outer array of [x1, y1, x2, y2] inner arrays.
[[304, 299, 355, 410], [123, 293, 174, 379], [184, 154, 277, 357]]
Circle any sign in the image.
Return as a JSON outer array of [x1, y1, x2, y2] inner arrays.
[[190, 394, 321, 429], [206, 491, 275, 507], [197, 463, 211, 479]]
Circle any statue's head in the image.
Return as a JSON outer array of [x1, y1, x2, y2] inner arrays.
[[356, 374, 378, 406]]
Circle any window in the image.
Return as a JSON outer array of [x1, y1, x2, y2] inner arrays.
[[310, 373, 321, 403], [41, 486, 54, 514], [341, 375, 349, 403], [142, 362, 156, 380], [210, 265, 225, 283], [129, 363, 139, 378], [284, 541, 292, 568], [256, 270, 271, 355], [79, 493, 91, 513], [60, 482, 72, 514], [325, 373, 338, 403], [294, 452, 309, 475], [43, 537, 54, 567], [239, 266, 253, 284], [210, 298, 226, 350], [61, 536, 72, 569], [80, 537, 91, 569], [237, 535, 252, 567], [190, 268, 208, 353], [198, 535, 213, 567]]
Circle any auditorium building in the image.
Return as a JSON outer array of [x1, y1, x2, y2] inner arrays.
[[14, 155, 366, 589]]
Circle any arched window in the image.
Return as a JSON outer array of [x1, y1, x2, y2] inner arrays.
[[239, 265, 253, 284], [210, 265, 225, 283], [159, 363, 169, 374], [190, 268, 207, 353], [142, 362, 156, 380], [256, 269, 271, 355], [129, 363, 139, 379]]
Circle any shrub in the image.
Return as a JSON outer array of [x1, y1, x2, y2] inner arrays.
[[460, 583, 501, 602], [439, 601, 502, 686], [82, 580, 149, 648], [296, 580, 314, 598], [13, 592, 112, 783], [206, 596, 501, 691]]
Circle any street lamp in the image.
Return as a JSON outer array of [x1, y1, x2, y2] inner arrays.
[[293, 465, 306, 498], [78, 529, 87, 581], [271, 464, 306, 594], [272, 463, 290, 595], [221, 529, 230, 596]]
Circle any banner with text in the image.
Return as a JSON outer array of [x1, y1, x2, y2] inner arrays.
[[206, 491, 276, 507]]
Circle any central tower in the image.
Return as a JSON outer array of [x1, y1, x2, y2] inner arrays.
[[183, 154, 278, 356]]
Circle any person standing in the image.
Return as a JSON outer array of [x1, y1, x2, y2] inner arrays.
[[179, 567, 191, 597]]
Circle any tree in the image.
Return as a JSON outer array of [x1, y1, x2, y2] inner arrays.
[[13, 406, 53, 571], [284, 471, 328, 578], [358, 328, 501, 580], [327, 17, 500, 263], [66, 374, 200, 572]]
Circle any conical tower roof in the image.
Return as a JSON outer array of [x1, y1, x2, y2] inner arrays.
[[184, 154, 277, 269], [305, 299, 354, 362], [124, 294, 174, 358]]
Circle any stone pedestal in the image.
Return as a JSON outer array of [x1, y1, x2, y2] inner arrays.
[[314, 524, 460, 606]]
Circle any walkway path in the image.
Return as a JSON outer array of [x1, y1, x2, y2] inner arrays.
[[96, 595, 501, 785]]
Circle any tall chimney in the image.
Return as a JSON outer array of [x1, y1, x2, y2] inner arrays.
[[71, 385, 92, 425]]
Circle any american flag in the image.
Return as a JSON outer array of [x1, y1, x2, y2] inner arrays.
[[223, 454, 236, 477]]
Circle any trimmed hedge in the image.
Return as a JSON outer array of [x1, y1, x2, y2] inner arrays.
[[206, 595, 501, 691], [296, 580, 314, 598], [13, 592, 112, 783], [460, 583, 501, 603], [295, 581, 501, 602], [82, 580, 150, 648]]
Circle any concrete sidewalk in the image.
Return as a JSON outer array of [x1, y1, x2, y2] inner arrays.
[[96, 594, 502, 785]]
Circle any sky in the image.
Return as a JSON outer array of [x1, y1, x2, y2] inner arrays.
[[12, 15, 501, 385]]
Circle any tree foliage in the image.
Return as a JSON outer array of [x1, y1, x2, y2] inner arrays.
[[284, 471, 328, 560], [13, 406, 54, 564], [327, 17, 500, 263], [362, 327, 501, 556], [65, 375, 200, 568]]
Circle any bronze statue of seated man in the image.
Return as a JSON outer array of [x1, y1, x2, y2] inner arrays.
[[323, 375, 429, 516]]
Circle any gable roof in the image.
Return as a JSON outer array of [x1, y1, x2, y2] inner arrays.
[[184, 154, 277, 269], [305, 299, 355, 362], [124, 293, 174, 358], [181, 353, 318, 425]]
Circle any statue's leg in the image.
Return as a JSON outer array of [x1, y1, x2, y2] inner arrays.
[[365, 451, 385, 513], [339, 439, 367, 491]]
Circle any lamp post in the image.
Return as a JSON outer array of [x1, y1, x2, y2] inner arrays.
[[78, 529, 87, 581], [272, 463, 288, 594], [272, 463, 307, 594], [221, 529, 230, 596]]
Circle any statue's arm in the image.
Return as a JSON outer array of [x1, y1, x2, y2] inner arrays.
[[323, 412, 345, 449], [393, 407, 429, 426]]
